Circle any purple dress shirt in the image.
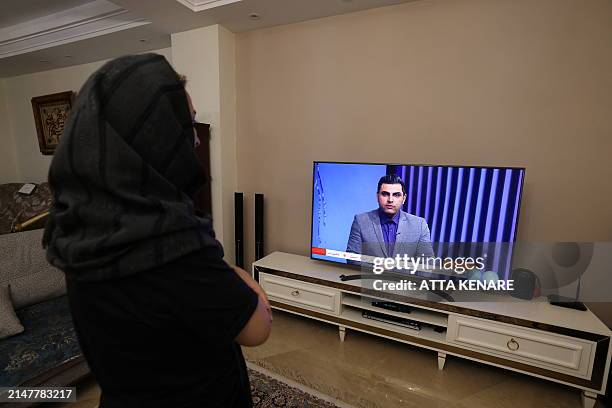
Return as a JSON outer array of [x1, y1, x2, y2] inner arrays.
[[378, 208, 400, 256]]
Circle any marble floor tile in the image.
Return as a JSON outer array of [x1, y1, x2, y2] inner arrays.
[[46, 376, 99, 408], [244, 310, 607, 408]]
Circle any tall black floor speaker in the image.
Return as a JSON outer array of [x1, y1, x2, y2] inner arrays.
[[234, 192, 244, 268], [255, 193, 264, 261]]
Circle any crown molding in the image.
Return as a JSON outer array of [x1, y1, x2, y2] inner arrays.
[[174, 0, 243, 12], [0, 0, 150, 59]]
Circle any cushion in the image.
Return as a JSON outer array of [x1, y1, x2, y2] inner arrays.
[[0, 285, 24, 339], [0, 296, 81, 386], [0, 229, 66, 310]]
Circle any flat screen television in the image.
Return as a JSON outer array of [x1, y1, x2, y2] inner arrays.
[[310, 162, 526, 280]]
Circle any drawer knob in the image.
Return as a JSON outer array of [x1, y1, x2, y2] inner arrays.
[[291, 290, 300, 297], [507, 338, 520, 351]]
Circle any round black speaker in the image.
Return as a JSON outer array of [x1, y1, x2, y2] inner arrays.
[[510, 268, 538, 300]]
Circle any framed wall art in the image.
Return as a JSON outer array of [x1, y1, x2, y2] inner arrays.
[[31, 91, 74, 155]]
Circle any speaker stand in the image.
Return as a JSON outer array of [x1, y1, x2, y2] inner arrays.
[[548, 295, 587, 311], [548, 277, 587, 311]]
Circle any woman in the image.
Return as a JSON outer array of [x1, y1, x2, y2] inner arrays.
[[43, 53, 272, 407]]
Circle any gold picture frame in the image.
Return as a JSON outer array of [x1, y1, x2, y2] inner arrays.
[[31, 91, 74, 155]]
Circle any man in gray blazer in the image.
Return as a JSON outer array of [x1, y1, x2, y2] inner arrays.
[[346, 175, 434, 262]]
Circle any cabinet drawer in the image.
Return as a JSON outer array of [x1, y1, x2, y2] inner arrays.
[[447, 315, 595, 379], [259, 273, 340, 315]]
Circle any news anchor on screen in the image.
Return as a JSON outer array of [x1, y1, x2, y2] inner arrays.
[[346, 175, 434, 261]]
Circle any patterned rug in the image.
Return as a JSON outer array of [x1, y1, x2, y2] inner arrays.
[[249, 366, 341, 408]]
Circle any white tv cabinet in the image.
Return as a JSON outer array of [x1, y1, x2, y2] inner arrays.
[[252, 252, 611, 408]]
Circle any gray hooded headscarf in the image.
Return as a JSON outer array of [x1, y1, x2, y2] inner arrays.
[[44, 53, 220, 281]]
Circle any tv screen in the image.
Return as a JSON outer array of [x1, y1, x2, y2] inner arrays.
[[311, 162, 525, 279]]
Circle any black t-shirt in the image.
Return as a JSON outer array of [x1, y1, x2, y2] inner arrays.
[[66, 247, 258, 408]]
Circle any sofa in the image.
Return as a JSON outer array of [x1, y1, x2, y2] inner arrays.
[[0, 183, 53, 235], [0, 183, 89, 406]]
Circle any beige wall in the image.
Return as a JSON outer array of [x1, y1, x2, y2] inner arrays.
[[171, 26, 237, 260], [219, 26, 239, 261], [236, 0, 612, 326], [236, 0, 612, 265], [0, 48, 172, 183], [0, 80, 18, 183]]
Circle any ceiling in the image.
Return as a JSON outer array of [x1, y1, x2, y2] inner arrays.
[[0, 0, 94, 28], [0, 0, 414, 78]]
